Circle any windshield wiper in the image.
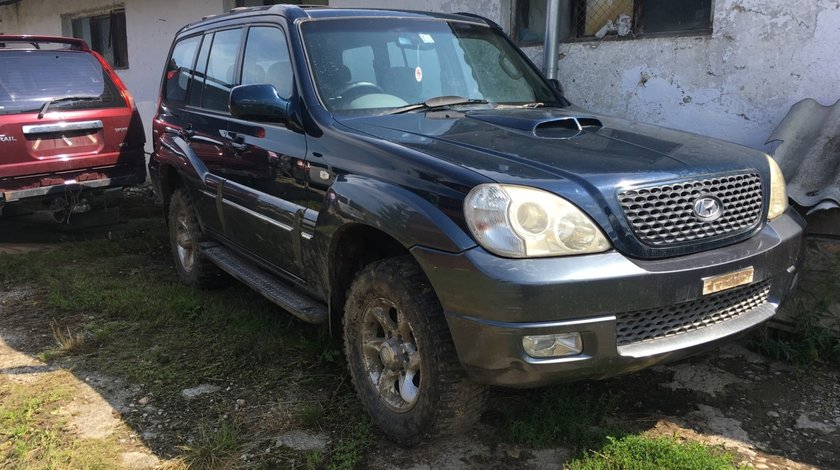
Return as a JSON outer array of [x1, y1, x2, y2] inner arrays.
[[388, 96, 489, 115], [38, 96, 100, 119]]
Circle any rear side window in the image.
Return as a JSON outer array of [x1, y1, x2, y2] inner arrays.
[[202, 28, 243, 112], [0, 51, 124, 115], [242, 27, 293, 99], [164, 35, 201, 107]]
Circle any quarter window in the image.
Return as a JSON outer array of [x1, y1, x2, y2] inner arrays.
[[164, 35, 200, 107]]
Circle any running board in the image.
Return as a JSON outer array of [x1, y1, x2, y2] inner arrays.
[[202, 244, 328, 324]]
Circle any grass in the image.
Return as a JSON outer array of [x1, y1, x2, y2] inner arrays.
[[751, 238, 840, 365], [0, 372, 121, 469], [0, 215, 373, 468], [176, 420, 244, 469], [565, 435, 744, 470], [501, 384, 617, 451]]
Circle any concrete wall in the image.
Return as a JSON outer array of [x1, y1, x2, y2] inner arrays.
[[556, 0, 840, 151], [0, 0, 228, 154]]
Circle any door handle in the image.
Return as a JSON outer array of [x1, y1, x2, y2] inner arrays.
[[222, 130, 249, 152]]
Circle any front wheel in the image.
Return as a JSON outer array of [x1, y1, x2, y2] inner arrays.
[[343, 256, 488, 445]]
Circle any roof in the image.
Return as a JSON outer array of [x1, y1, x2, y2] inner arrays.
[[181, 4, 492, 34], [0, 35, 89, 51], [767, 98, 840, 212]]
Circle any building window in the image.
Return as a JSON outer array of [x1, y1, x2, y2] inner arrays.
[[71, 9, 129, 69], [513, 0, 548, 45], [513, 0, 712, 43]]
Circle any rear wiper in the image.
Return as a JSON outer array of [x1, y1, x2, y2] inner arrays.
[[388, 95, 489, 115], [38, 96, 100, 119]]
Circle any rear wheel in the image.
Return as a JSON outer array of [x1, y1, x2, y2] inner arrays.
[[343, 256, 488, 445], [168, 189, 223, 288]]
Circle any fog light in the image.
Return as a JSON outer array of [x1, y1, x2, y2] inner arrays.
[[523, 333, 582, 358]]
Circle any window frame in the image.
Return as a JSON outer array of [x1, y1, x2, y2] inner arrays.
[[69, 8, 129, 69], [511, 0, 713, 44]]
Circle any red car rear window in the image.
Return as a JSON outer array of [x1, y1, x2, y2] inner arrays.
[[0, 50, 125, 115]]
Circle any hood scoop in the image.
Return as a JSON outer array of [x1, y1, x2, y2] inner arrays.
[[467, 112, 602, 139], [533, 117, 603, 139]]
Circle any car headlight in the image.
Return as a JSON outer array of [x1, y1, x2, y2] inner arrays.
[[464, 184, 611, 258], [766, 154, 788, 220]]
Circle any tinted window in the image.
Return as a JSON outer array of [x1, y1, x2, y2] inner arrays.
[[0, 51, 123, 115], [202, 28, 243, 112], [189, 34, 212, 107], [302, 19, 557, 113], [164, 35, 200, 106], [242, 27, 293, 99]]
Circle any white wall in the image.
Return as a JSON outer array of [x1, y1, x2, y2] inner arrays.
[[556, 0, 840, 150], [0, 0, 228, 154]]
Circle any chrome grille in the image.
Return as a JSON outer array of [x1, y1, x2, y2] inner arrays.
[[618, 173, 763, 247], [615, 280, 771, 346]]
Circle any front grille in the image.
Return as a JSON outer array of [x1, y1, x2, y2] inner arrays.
[[618, 173, 763, 247], [615, 280, 772, 346]]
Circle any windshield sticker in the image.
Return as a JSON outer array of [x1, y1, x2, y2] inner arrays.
[[415, 66, 423, 82], [418, 33, 435, 44]]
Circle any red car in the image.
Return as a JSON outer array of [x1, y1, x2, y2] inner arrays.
[[0, 35, 145, 221]]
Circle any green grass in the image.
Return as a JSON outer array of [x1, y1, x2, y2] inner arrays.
[[0, 216, 374, 468], [0, 373, 120, 469], [177, 420, 244, 469], [501, 385, 617, 450], [565, 435, 744, 470]]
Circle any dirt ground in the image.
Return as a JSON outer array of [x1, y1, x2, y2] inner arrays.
[[1, 199, 839, 469]]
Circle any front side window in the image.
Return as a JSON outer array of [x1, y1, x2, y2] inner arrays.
[[301, 18, 559, 114], [242, 27, 294, 99], [70, 9, 129, 68]]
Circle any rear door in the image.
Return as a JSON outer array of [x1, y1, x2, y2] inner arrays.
[[0, 49, 137, 180]]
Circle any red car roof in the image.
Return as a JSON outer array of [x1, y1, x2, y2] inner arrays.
[[0, 35, 90, 51]]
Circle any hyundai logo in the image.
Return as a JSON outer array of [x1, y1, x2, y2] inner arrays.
[[693, 196, 723, 221]]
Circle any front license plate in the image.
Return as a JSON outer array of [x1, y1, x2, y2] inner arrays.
[[702, 267, 754, 295]]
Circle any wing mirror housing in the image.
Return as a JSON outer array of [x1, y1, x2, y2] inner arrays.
[[229, 84, 290, 123]]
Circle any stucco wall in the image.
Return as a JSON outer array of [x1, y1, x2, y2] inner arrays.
[[557, 0, 840, 150], [0, 0, 227, 154]]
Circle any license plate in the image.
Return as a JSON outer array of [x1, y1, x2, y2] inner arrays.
[[702, 267, 754, 295]]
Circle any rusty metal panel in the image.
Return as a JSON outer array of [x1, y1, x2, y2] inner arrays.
[[767, 98, 840, 211]]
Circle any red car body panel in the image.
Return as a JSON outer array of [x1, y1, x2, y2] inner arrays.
[[0, 35, 145, 203]]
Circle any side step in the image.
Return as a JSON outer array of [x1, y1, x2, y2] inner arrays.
[[202, 244, 328, 324]]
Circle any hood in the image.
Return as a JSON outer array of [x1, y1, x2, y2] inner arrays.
[[337, 106, 770, 259], [339, 106, 765, 189]]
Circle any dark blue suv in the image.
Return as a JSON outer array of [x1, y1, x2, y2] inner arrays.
[[149, 5, 804, 444]]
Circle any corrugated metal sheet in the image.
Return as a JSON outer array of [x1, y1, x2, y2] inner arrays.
[[767, 98, 840, 211]]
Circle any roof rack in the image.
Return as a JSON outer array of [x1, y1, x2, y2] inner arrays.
[[0, 35, 90, 51]]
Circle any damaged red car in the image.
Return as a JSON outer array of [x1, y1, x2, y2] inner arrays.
[[0, 35, 145, 222]]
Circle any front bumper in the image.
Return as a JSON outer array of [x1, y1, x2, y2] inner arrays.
[[411, 210, 805, 387]]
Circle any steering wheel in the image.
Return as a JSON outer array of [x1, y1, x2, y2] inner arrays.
[[337, 81, 385, 102]]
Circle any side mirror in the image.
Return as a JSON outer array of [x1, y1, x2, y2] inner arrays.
[[229, 84, 290, 122], [549, 78, 564, 96]]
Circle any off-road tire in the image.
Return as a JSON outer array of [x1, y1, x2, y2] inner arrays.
[[344, 256, 488, 446], [168, 189, 224, 288]]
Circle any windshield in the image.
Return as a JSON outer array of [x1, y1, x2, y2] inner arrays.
[[0, 51, 124, 115], [300, 18, 563, 114]]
